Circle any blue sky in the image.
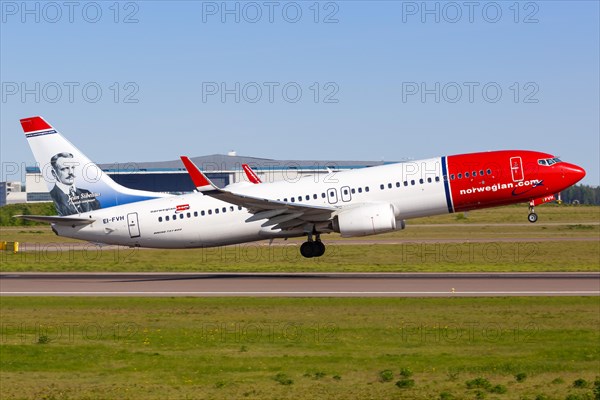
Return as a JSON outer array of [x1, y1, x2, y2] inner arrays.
[[1, 1, 598, 185]]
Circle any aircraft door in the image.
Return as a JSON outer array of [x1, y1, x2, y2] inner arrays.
[[510, 157, 524, 182], [327, 188, 338, 204], [127, 212, 141, 238], [340, 186, 352, 202]]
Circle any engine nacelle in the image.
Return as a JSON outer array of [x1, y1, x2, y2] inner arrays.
[[333, 203, 402, 237]]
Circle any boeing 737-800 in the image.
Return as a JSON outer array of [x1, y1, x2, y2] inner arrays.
[[17, 116, 586, 258]]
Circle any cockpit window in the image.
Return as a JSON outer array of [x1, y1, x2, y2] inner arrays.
[[538, 157, 562, 166]]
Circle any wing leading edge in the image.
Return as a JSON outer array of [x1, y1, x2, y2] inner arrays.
[[180, 156, 337, 231]]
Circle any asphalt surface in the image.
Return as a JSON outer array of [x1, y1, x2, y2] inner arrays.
[[1, 272, 598, 297]]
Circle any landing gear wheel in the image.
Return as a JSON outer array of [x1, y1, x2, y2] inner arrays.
[[300, 240, 326, 258], [528, 212, 538, 223], [300, 242, 315, 258], [313, 241, 326, 257]]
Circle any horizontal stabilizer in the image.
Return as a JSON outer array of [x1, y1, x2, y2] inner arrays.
[[13, 215, 95, 226]]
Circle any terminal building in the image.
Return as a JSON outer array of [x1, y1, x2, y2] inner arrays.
[[11, 153, 387, 204]]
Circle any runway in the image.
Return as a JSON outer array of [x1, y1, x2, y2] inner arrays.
[[1, 272, 599, 297]]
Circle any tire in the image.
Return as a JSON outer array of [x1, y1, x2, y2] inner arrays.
[[300, 242, 314, 258], [313, 241, 326, 257], [528, 213, 538, 223]]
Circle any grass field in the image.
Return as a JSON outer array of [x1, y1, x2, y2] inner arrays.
[[1, 205, 598, 273], [1, 297, 598, 400], [1, 205, 599, 399]]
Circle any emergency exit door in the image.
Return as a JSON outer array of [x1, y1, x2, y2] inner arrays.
[[127, 212, 141, 238]]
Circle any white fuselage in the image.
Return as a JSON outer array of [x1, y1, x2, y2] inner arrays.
[[54, 158, 448, 248]]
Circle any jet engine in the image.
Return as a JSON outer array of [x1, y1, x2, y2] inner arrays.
[[333, 203, 404, 237]]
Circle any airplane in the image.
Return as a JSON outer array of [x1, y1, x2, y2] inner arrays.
[[17, 116, 586, 258]]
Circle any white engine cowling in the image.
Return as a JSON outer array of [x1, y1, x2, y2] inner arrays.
[[333, 203, 400, 237]]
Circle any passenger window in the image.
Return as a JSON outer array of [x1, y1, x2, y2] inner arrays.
[[458, 173, 462, 179], [208, 210, 212, 215], [194, 211, 198, 217], [465, 172, 470, 178], [291, 198, 295, 203], [313, 194, 318, 199], [321, 193, 326, 198], [396, 182, 400, 187], [358, 188, 363, 193], [380, 184, 384, 190], [450, 174, 455, 180], [306, 195, 310, 201], [215, 209, 219, 214], [435, 176, 440, 182], [222, 207, 226, 213], [166, 216, 170, 221], [230, 206, 234, 212], [419, 178, 424, 184], [479, 170, 484, 176], [284, 198, 288, 202], [173, 215, 177, 220], [187, 212, 191, 218], [351, 188, 356, 194], [403, 181, 408, 186], [343, 189, 348, 195], [297, 196, 302, 202], [487, 169, 492, 175], [365, 187, 370, 192], [238, 206, 242, 210], [472, 171, 477, 177], [201, 211, 205, 216], [158, 217, 163, 222], [427, 177, 432, 183], [411, 180, 415, 185]]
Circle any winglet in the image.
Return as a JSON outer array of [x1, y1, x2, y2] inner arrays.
[[242, 164, 262, 184], [180, 156, 219, 192]]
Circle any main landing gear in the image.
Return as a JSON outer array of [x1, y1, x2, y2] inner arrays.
[[528, 205, 538, 223], [300, 233, 326, 258]]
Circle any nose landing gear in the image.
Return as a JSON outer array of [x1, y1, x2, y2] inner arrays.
[[300, 233, 326, 258], [527, 205, 538, 223]]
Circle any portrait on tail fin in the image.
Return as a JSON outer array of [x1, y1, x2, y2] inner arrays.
[[49, 152, 101, 216]]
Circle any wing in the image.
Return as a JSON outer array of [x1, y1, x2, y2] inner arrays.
[[14, 215, 95, 226], [179, 156, 337, 231]]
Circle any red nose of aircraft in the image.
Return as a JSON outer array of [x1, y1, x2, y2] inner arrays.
[[561, 163, 586, 186]]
